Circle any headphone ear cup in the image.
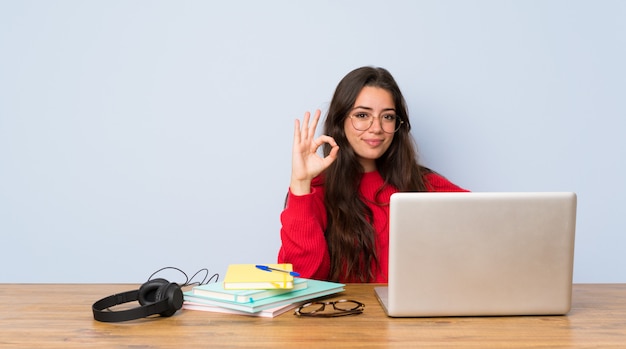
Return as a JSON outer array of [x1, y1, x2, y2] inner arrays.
[[138, 278, 169, 306], [156, 283, 184, 317]]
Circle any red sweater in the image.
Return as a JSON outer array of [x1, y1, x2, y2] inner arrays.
[[278, 171, 467, 283]]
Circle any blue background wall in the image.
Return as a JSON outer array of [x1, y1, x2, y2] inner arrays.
[[1, 0, 624, 282]]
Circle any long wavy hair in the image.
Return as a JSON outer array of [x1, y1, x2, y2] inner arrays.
[[322, 66, 431, 282]]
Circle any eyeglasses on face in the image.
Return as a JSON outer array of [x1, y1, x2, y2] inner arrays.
[[294, 299, 365, 317], [349, 112, 404, 133]]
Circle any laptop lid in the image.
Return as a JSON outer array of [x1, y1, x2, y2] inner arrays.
[[375, 192, 577, 317]]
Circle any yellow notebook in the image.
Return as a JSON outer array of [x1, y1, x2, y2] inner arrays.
[[223, 264, 295, 290]]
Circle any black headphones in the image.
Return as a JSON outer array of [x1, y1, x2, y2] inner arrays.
[[92, 278, 183, 323]]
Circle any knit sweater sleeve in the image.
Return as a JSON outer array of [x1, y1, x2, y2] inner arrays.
[[424, 172, 469, 192], [277, 185, 330, 280]]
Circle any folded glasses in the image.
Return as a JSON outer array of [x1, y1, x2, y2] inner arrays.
[[294, 299, 364, 317]]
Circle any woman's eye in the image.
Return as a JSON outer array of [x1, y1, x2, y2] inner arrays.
[[354, 113, 369, 119], [383, 114, 397, 121]]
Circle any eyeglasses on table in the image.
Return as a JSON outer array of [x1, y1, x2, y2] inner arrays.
[[294, 299, 365, 317]]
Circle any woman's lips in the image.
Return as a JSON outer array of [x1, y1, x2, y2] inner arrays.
[[363, 139, 383, 147]]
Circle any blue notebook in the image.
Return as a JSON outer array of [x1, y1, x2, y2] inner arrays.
[[183, 278, 344, 313], [191, 278, 308, 303]]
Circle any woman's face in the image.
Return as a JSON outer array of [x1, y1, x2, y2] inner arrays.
[[343, 86, 396, 172]]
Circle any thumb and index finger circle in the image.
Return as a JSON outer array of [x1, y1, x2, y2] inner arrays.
[[310, 135, 338, 152]]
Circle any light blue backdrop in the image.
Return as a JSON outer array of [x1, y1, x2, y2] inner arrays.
[[1, 1, 624, 283]]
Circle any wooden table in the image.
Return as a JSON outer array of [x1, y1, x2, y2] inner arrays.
[[1, 283, 625, 348]]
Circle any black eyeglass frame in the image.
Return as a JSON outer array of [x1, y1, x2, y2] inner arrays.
[[348, 114, 405, 134], [294, 299, 365, 317]]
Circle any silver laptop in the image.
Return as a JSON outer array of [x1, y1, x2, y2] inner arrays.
[[375, 192, 577, 317]]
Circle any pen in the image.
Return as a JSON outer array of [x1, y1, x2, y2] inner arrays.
[[255, 265, 301, 277]]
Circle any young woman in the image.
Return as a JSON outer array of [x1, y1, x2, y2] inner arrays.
[[278, 66, 467, 283]]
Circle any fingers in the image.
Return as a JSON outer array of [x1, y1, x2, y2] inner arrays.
[[293, 118, 301, 144], [294, 109, 322, 144], [309, 134, 336, 152], [299, 110, 319, 141], [294, 109, 338, 155], [307, 109, 321, 140], [317, 135, 339, 166], [326, 138, 340, 159]]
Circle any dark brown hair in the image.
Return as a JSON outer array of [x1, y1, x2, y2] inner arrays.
[[322, 66, 431, 282]]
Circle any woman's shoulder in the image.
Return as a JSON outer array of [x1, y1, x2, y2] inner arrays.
[[423, 172, 469, 192]]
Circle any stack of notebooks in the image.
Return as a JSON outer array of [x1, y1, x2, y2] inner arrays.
[[183, 264, 344, 318]]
